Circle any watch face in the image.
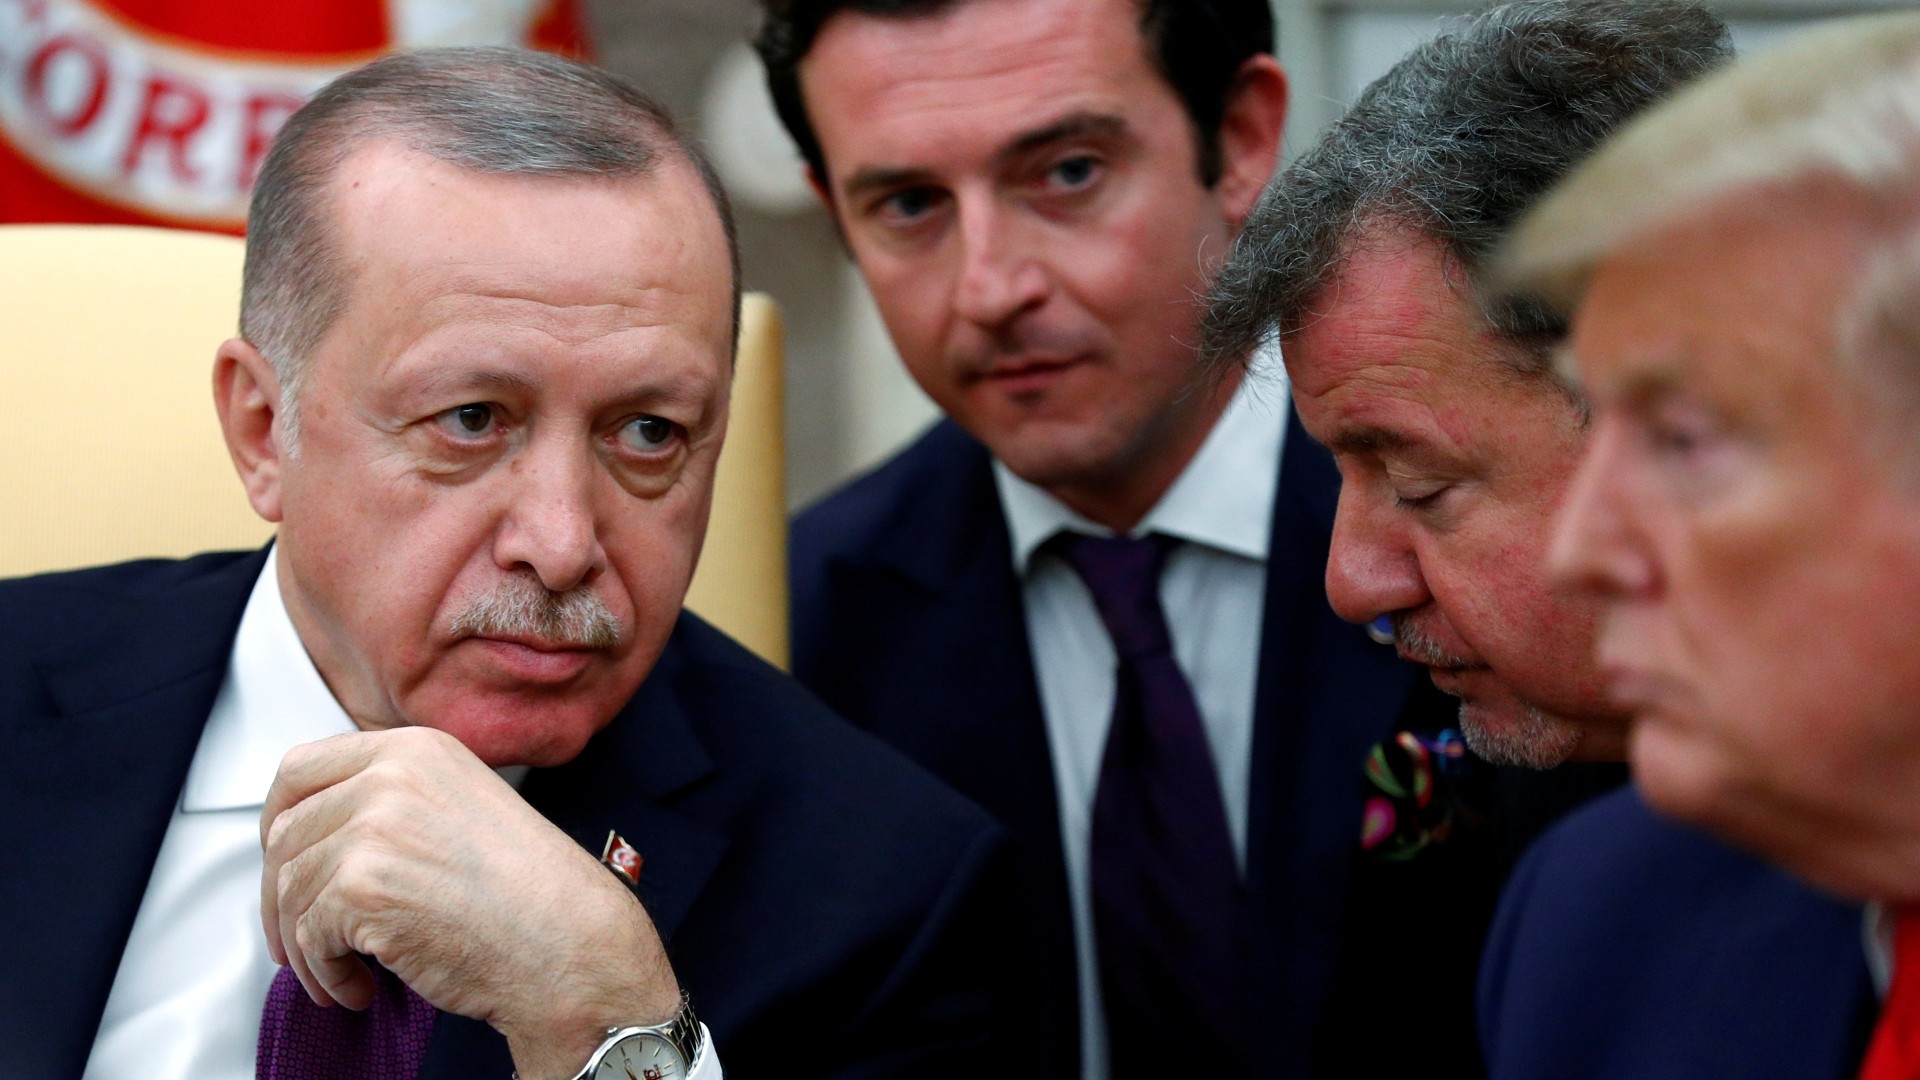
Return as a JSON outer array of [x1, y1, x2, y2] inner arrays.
[[593, 1032, 687, 1080]]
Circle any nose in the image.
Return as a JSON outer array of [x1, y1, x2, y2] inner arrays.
[[951, 194, 1050, 330], [1324, 489, 1430, 625], [491, 434, 607, 594], [1549, 417, 1656, 598]]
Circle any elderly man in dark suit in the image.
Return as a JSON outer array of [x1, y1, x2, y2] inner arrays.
[[0, 47, 1003, 1080], [1484, 13, 1920, 1078]]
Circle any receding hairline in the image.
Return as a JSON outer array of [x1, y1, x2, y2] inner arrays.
[[239, 46, 744, 397], [311, 134, 734, 326]]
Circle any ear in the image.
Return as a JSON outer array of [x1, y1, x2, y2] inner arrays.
[[213, 337, 287, 524], [806, 162, 843, 222], [1213, 54, 1289, 231]]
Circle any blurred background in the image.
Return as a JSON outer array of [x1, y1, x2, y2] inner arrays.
[[5, 0, 1908, 508]]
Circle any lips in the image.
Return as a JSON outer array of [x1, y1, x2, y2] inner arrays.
[[977, 354, 1085, 395], [1595, 663, 1676, 714], [466, 635, 597, 684], [1426, 665, 1486, 697]]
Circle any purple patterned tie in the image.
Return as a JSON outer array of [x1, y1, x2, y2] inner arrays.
[[257, 961, 437, 1080], [1055, 532, 1248, 1077]]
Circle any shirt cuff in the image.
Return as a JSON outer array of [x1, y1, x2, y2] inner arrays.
[[689, 1023, 723, 1080]]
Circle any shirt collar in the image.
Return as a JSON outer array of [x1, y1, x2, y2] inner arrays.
[[994, 341, 1289, 571], [180, 547, 358, 813], [1867, 901, 1895, 999]]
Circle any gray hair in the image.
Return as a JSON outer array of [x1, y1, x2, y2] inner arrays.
[[241, 46, 741, 449], [1200, 0, 1730, 385]]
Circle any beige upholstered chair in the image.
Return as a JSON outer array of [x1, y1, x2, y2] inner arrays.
[[685, 294, 790, 669], [0, 224, 790, 669], [0, 226, 273, 575]]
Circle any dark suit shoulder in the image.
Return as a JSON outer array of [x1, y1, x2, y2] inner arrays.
[[0, 551, 255, 632], [659, 611, 996, 842], [641, 614, 1010, 1078], [1480, 787, 1872, 1080], [790, 420, 987, 565]]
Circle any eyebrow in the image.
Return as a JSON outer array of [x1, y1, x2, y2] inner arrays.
[[410, 368, 543, 400], [838, 111, 1132, 204], [1326, 425, 1420, 456]]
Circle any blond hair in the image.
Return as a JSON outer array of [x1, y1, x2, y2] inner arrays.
[[1500, 12, 1920, 305]]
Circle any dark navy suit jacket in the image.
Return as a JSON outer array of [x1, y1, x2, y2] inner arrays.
[[0, 549, 1009, 1079], [790, 417, 1612, 1078], [1480, 787, 1877, 1080]]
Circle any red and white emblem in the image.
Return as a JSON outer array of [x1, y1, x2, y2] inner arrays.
[[601, 830, 643, 886], [0, 0, 585, 230]]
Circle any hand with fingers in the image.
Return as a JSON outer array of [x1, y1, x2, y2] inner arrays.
[[259, 726, 683, 1080]]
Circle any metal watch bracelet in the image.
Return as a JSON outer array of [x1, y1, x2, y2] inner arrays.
[[509, 992, 703, 1080], [569, 992, 703, 1080]]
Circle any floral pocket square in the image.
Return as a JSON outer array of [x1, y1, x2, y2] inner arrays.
[[1360, 729, 1489, 861]]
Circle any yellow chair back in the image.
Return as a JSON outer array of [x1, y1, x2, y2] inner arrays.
[[0, 225, 273, 573]]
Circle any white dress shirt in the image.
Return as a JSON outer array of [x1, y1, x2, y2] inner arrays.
[[1868, 903, 1895, 999], [84, 549, 720, 1080], [992, 353, 1290, 1080]]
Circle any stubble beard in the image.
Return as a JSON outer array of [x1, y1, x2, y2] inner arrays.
[[1392, 613, 1582, 770], [1457, 700, 1582, 770]]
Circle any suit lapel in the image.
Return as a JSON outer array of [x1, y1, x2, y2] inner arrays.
[[0, 551, 261, 1076], [518, 631, 730, 944], [1244, 411, 1419, 1072]]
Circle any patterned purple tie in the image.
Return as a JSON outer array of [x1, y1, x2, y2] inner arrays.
[[257, 961, 437, 1080], [1055, 532, 1248, 1077]]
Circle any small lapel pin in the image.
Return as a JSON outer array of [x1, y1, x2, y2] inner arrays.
[[1367, 615, 1395, 646], [601, 830, 643, 886]]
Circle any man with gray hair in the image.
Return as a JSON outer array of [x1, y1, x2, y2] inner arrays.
[[1479, 12, 1920, 1077], [0, 47, 1003, 1080], [1204, 0, 1724, 774]]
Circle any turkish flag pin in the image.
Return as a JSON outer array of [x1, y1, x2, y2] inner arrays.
[[601, 830, 643, 885]]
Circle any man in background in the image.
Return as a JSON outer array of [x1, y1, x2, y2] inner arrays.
[[1479, 15, 1920, 1076], [765, 1, 1579, 1076], [0, 46, 1001, 1080]]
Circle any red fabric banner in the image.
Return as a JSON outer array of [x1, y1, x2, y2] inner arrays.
[[0, 0, 589, 233]]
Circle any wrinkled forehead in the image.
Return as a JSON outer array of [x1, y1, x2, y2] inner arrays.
[[317, 144, 736, 359], [1569, 180, 1891, 412]]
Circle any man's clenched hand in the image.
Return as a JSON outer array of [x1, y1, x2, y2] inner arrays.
[[260, 727, 683, 1079]]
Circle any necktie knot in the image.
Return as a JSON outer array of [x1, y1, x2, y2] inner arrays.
[[1053, 531, 1176, 661]]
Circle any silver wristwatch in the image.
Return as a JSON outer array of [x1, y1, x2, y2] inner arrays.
[[570, 993, 703, 1079]]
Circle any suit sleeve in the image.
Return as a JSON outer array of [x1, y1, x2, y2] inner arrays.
[[818, 821, 1019, 1079]]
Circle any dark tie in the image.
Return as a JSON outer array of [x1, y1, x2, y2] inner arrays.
[[1861, 908, 1920, 1080], [257, 961, 437, 1080], [1055, 532, 1248, 1076]]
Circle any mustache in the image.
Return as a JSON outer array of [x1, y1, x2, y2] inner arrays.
[[448, 574, 622, 649], [1389, 613, 1471, 669]]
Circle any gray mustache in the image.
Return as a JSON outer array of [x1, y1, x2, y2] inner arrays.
[[1390, 613, 1471, 669], [448, 575, 622, 649]]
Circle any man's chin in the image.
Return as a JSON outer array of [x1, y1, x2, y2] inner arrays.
[[1457, 700, 1584, 770], [408, 691, 622, 769]]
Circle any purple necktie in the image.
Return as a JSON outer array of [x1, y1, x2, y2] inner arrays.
[[257, 961, 437, 1080], [1056, 532, 1248, 1077]]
